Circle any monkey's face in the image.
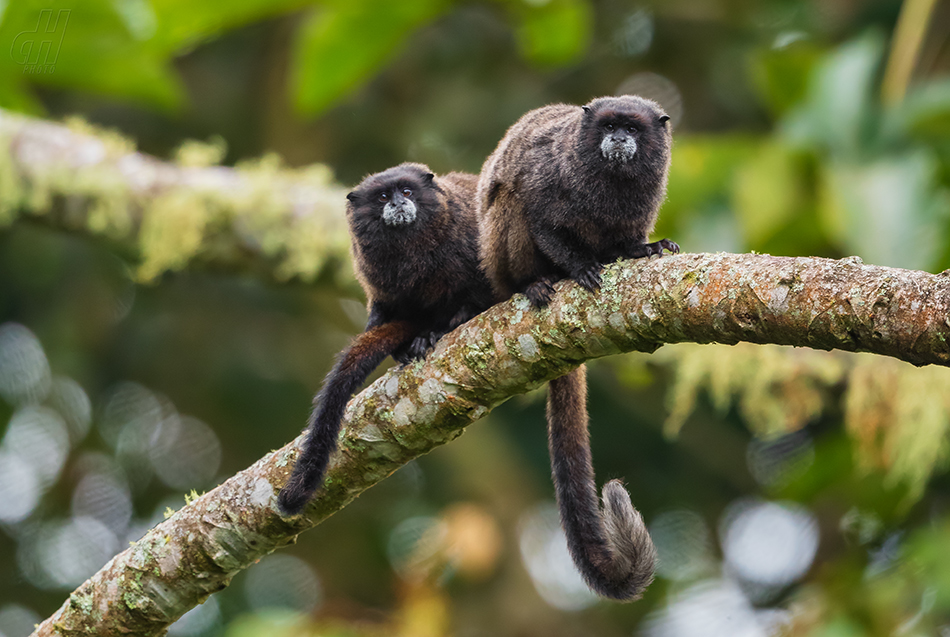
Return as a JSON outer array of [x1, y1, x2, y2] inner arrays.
[[598, 119, 640, 163], [346, 164, 439, 232], [581, 96, 671, 170], [377, 186, 417, 226]]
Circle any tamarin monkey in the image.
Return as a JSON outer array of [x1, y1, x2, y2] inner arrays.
[[279, 163, 494, 515], [477, 95, 678, 600]]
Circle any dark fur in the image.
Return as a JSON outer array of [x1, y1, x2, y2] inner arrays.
[[279, 163, 494, 515], [478, 95, 677, 304], [477, 96, 673, 600], [547, 369, 656, 600]]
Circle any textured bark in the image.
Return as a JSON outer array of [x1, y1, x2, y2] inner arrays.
[[31, 252, 950, 636]]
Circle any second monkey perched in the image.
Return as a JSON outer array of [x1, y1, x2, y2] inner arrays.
[[477, 95, 678, 600], [279, 162, 494, 515]]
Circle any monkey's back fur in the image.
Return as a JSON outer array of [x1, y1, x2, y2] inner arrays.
[[477, 96, 673, 300], [279, 163, 492, 515], [477, 96, 673, 600]]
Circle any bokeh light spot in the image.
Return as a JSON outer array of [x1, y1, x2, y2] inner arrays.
[[721, 499, 818, 593], [650, 509, 715, 582], [0, 323, 51, 406], [613, 9, 653, 57], [616, 73, 684, 128], [100, 382, 163, 449], [518, 502, 598, 611], [0, 450, 41, 524], [2, 406, 70, 489], [387, 515, 445, 582], [244, 554, 321, 613], [747, 431, 814, 488], [35, 517, 119, 589], [71, 471, 133, 536], [45, 377, 92, 445], [643, 580, 786, 637], [148, 415, 221, 490], [0, 603, 42, 637], [168, 595, 221, 637]]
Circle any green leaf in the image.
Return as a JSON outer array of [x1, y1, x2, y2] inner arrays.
[[909, 520, 950, 611], [292, 0, 449, 117], [514, 0, 592, 67], [0, 74, 44, 114], [659, 135, 760, 252], [0, 0, 182, 111], [884, 78, 950, 141], [817, 152, 949, 271], [148, 0, 312, 54], [0, 0, 316, 113], [665, 135, 760, 215], [809, 616, 869, 637], [782, 33, 885, 158], [749, 40, 823, 118], [732, 141, 804, 246]]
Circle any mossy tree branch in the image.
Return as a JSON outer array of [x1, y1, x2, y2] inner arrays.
[[29, 252, 950, 637], [0, 109, 352, 284]]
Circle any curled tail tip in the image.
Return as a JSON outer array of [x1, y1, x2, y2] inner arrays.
[[599, 479, 658, 601]]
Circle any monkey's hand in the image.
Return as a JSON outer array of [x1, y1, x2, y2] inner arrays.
[[572, 263, 603, 293], [624, 238, 680, 259], [524, 276, 558, 307]]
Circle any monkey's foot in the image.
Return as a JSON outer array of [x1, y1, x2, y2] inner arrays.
[[524, 277, 557, 307], [654, 238, 680, 254], [397, 332, 442, 363], [406, 336, 431, 361], [572, 263, 603, 293], [394, 340, 422, 364], [448, 305, 477, 330], [626, 238, 680, 259]]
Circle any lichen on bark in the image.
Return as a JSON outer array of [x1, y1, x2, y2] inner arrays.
[[0, 110, 352, 285]]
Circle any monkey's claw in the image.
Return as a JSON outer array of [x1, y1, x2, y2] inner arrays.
[[525, 278, 556, 307], [405, 335, 432, 361], [626, 239, 679, 259], [574, 265, 603, 293], [448, 306, 477, 330]]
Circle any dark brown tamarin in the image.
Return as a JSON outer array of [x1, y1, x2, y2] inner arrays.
[[477, 95, 678, 600], [279, 163, 494, 515]]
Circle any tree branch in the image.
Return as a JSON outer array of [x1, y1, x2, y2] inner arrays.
[[31, 252, 950, 636], [0, 109, 352, 284]]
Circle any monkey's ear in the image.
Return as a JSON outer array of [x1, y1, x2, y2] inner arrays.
[[346, 192, 358, 202], [658, 115, 671, 124], [582, 105, 592, 114], [423, 173, 435, 184]]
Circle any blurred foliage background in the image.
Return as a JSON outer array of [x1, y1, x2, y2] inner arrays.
[[1, 0, 950, 635]]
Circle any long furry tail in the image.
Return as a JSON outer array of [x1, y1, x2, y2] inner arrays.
[[278, 321, 416, 515], [546, 365, 657, 600]]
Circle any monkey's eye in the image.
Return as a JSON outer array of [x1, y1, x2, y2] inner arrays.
[[378, 193, 389, 203], [625, 125, 638, 134], [402, 188, 412, 197], [604, 123, 614, 132]]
